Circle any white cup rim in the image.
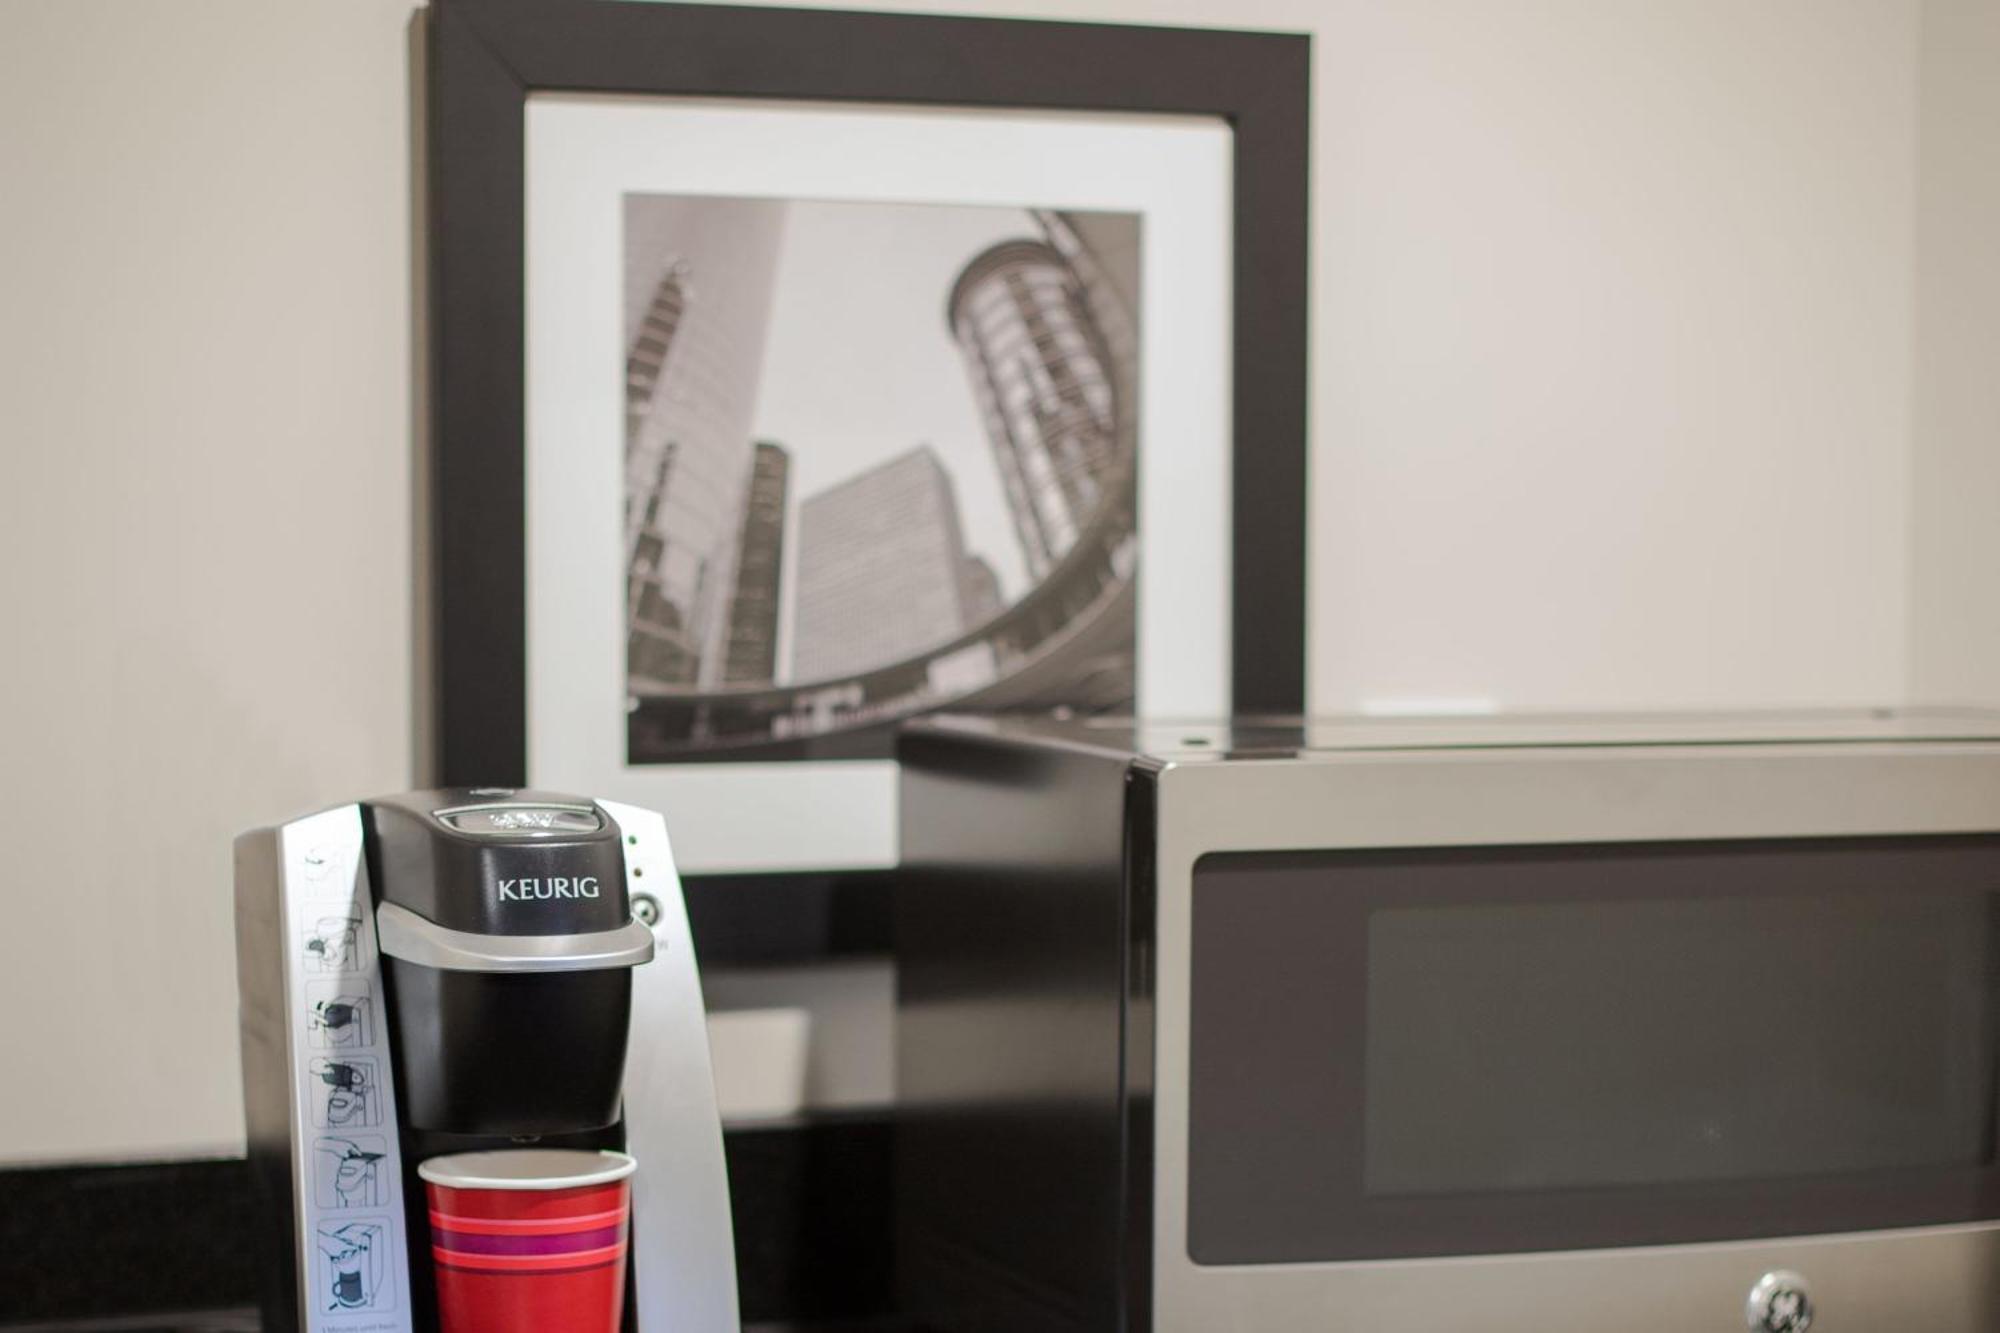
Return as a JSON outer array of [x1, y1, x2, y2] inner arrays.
[[417, 1148, 636, 1191]]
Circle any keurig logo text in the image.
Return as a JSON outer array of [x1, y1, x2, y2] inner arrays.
[[496, 876, 601, 901]]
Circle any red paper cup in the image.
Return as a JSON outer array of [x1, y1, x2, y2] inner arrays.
[[419, 1149, 637, 1333]]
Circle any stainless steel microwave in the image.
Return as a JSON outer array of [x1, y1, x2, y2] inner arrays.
[[895, 711, 2000, 1333]]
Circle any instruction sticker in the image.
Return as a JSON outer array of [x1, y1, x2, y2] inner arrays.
[[279, 808, 413, 1333]]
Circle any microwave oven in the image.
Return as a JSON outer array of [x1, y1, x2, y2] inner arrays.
[[895, 711, 2000, 1333]]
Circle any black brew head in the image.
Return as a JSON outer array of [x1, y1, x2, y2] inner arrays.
[[365, 789, 631, 938], [363, 790, 651, 1136]]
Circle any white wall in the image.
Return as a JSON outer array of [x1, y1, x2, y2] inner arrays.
[[1911, 0, 2000, 705], [0, 0, 1973, 1165], [1310, 0, 1916, 711], [0, 0, 421, 1162]]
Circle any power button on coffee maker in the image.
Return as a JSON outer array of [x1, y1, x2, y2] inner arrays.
[[1746, 1270, 1813, 1333]]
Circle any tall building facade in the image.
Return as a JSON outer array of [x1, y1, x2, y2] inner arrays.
[[721, 442, 790, 685], [624, 262, 687, 473], [790, 446, 976, 682], [947, 231, 1126, 580], [624, 195, 787, 690], [1037, 209, 1140, 490], [959, 554, 1005, 626]]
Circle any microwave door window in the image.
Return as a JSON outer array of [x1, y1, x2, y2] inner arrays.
[[1362, 893, 1997, 1197], [1186, 839, 2000, 1265]]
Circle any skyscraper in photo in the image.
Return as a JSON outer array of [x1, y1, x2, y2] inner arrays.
[[790, 446, 976, 682], [624, 195, 787, 690], [959, 554, 1005, 627], [625, 263, 688, 467], [1038, 208, 1140, 486], [947, 228, 1127, 580], [721, 441, 790, 686]]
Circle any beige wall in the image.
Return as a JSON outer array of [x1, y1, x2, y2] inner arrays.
[[1911, 0, 2000, 705], [0, 1, 421, 1161], [1309, 0, 1916, 711], [0, 0, 1972, 1164]]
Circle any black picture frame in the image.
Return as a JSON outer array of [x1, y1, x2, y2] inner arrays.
[[427, 0, 1311, 788]]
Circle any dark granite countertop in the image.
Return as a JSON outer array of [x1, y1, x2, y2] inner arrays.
[[0, 1317, 259, 1333], [2, 1124, 898, 1331], [0, 1317, 915, 1333]]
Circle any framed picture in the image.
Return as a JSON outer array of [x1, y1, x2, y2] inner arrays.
[[429, 0, 1309, 875]]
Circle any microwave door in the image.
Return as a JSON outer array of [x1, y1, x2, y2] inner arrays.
[[1187, 836, 2000, 1266]]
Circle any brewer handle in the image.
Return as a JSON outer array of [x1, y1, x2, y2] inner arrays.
[[373, 901, 657, 973]]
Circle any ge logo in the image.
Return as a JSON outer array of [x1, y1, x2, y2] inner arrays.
[[1747, 1271, 1813, 1333], [1763, 1289, 1808, 1332]]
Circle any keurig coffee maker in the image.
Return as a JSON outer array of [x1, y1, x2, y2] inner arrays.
[[235, 789, 738, 1331]]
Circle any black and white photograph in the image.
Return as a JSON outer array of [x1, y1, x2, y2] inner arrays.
[[621, 195, 1142, 761]]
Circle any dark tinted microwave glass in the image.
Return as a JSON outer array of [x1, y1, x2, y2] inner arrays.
[[1188, 837, 2000, 1265]]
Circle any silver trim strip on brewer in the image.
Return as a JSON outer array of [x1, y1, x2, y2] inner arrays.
[[373, 901, 657, 973]]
